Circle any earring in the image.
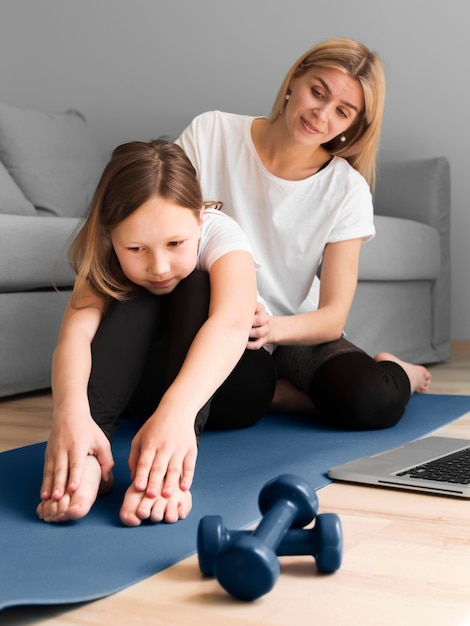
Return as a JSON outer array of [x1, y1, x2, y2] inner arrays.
[[280, 91, 291, 116], [340, 133, 346, 143]]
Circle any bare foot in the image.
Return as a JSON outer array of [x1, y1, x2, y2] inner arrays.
[[119, 483, 192, 526], [270, 378, 318, 415], [37, 455, 114, 523], [374, 352, 432, 394]]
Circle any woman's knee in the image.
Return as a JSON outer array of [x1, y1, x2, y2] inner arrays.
[[309, 352, 409, 430]]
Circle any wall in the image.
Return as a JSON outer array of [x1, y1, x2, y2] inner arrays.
[[0, 0, 468, 339]]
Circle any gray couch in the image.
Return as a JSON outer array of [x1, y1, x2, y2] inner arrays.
[[0, 102, 451, 397]]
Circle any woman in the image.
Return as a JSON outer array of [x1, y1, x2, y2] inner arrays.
[[176, 37, 431, 430]]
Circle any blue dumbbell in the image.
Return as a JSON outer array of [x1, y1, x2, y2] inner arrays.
[[197, 512, 343, 577], [210, 474, 320, 601]]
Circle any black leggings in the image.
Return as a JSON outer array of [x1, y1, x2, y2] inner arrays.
[[87, 270, 276, 441], [88, 270, 411, 438], [273, 340, 411, 430]]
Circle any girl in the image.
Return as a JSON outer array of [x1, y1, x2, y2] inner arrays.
[[37, 139, 274, 525], [176, 37, 431, 430]]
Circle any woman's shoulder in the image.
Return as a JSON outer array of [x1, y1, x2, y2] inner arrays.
[[186, 110, 253, 134], [327, 156, 371, 191]]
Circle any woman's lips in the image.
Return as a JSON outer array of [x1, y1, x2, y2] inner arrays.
[[301, 116, 321, 135]]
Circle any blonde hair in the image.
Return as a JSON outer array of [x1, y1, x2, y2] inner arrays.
[[70, 139, 209, 305], [270, 38, 386, 188]]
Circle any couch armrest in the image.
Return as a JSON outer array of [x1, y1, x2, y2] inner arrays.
[[374, 157, 450, 231], [373, 156, 451, 362], [0, 214, 81, 291]]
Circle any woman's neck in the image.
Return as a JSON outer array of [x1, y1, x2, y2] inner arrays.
[[251, 117, 331, 181]]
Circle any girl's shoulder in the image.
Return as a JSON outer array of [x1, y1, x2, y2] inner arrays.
[[198, 208, 254, 271], [202, 207, 243, 232]]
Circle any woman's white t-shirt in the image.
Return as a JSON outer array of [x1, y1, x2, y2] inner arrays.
[[177, 110, 375, 316]]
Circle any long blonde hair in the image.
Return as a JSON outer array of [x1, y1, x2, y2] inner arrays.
[[70, 139, 207, 305], [270, 38, 386, 188]]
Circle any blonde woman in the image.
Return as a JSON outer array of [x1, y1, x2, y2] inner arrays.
[[177, 38, 431, 430]]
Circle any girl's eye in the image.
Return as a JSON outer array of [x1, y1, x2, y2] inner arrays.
[[337, 108, 347, 118], [168, 240, 185, 248], [128, 246, 142, 252]]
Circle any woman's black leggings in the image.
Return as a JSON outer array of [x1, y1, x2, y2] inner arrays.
[[273, 341, 412, 430], [87, 270, 276, 441]]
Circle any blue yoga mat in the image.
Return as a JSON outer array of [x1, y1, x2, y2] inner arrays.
[[1, 393, 470, 610]]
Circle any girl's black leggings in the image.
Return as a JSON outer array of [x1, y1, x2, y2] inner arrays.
[[87, 270, 276, 441], [87, 270, 412, 439]]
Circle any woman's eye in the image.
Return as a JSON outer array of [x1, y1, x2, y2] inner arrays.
[[128, 246, 142, 252], [337, 108, 347, 118], [311, 87, 323, 98], [168, 240, 184, 248]]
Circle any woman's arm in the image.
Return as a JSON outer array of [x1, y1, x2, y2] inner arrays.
[[249, 238, 363, 348], [40, 283, 114, 501], [128, 250, 257, 498]]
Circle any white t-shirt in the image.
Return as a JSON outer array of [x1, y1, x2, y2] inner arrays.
[[197, 207, 255, 271], [177, 110, 375, 316]]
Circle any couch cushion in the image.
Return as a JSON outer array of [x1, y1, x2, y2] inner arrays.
[[0, 214, 80, 291], [0, 102, 106, 218], [359, 215, 440, 281], [0, 161, 37, 215]]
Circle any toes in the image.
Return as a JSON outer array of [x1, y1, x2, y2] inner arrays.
[[120, 510, 143, 527], [120, 484, 193, 526]]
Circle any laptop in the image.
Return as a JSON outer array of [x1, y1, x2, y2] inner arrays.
[[328, 436, 470, 498]]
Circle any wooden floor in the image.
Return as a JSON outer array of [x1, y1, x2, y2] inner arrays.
[[1, 342, 470, 625]]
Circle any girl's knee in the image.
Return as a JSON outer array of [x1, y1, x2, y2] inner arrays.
[[206, 348, 276, 431]]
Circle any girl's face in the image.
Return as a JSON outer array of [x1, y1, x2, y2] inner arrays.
[[111, 195, 203, 295], [285, 66, 364, 146]]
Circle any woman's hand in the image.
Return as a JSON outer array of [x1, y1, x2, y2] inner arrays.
[[40, 410, 114, 502], [127, 410, 198, 500], [247, 302, 272, 349]]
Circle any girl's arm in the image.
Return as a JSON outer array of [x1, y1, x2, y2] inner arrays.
[[128, 250, 257, 499], [40, 283, 114, 502], [248, 238, 363, 348]]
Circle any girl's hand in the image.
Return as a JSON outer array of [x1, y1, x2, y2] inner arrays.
[[128, 412, 198, 500], [247, 302, 272, 349], [40, 412, 114, 502]]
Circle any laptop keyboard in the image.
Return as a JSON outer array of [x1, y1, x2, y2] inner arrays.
[[396, 447, 470, 484]]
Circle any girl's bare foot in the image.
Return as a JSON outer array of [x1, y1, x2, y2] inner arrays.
[[375, 352, 432, 394], [37, 455, 114, 523], [120, 483, 192, 526]]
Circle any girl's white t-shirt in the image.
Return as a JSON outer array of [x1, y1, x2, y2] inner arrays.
[[177, 110, 375, 316], [197, 207, 255, 271]]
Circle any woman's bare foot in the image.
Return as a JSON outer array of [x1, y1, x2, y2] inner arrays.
[[37, 455, 114, 523], [375, 352, 432, 394], [120, 483, 192, 526], [270, 378, 318, 415]]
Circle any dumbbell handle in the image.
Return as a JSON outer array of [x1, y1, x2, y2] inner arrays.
[[253, 500, 298, 551]]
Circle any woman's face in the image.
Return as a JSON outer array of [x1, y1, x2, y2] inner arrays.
[[111, 195, 203, 295], [285, 66, 364, 146]]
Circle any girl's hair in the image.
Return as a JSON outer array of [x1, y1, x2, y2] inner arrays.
[[70, 139, 208, 305], [269, 37, 386, 188]]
